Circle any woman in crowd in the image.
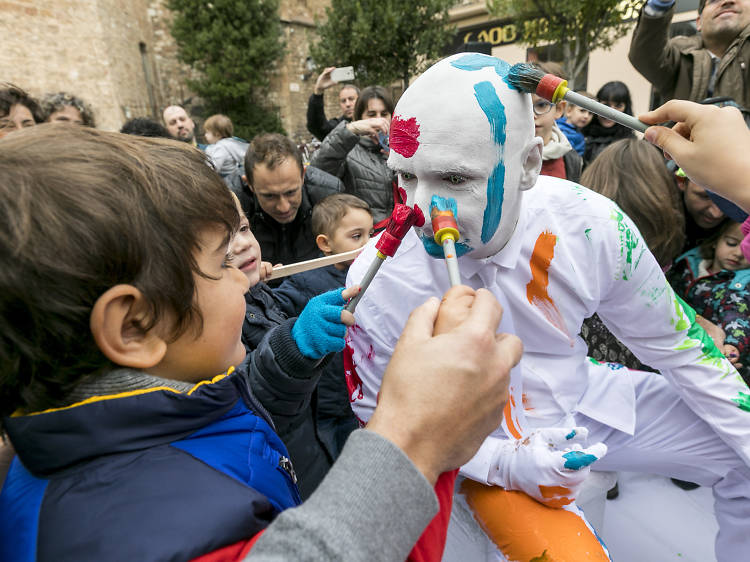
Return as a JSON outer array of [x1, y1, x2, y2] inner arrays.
[[310, 86, 395, 223], [582, 81, 636, 166]]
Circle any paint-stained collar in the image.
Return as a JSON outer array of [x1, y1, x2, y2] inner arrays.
[[459, 193, 528, 278]]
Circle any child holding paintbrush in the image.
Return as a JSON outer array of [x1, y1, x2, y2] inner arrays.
[[228, 192, 360, 499], [273, 194, 374, 458]]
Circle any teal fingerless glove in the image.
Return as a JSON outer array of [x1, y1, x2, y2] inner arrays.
[[291, 288, 348, 359]]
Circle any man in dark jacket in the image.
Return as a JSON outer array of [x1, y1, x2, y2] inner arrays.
[[233, 134, 343, 273], [306, 66, 359, 141], [629, 0, 750, 106]]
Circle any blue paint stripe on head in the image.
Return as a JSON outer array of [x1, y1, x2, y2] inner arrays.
[[473, 81, 506, 146], [473, 81, 507, 243], [451, 54, 511, 79]]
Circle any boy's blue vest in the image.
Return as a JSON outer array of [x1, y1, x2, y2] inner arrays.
[[0, 370, 300, 561]]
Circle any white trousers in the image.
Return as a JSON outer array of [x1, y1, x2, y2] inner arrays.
[[444, 369, 750, 562]]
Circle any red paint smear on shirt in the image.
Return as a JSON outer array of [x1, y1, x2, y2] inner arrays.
[[390, 115, 420, 158], [343, 334, 364, 402], [525, 231, 573, 344]]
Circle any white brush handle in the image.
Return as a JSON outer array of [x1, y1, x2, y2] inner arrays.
[[564, 90, 649, 134]]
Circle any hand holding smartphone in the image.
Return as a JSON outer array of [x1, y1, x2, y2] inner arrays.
[[330, 66, 355, 82]]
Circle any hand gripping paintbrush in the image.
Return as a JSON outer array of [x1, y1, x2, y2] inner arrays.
[[345, 203, 425, 313], [506, 63, 648, 134], [430, 207, 461, 287]]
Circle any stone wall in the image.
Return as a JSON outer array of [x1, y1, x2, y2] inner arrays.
[[0, 0, 187, 130], [0, 0, 344, 139]]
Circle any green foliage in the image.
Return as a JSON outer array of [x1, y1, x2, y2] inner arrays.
[[487, 0, 643, 88], [311, 0, 456, 89], [167, 0, 286, 138]]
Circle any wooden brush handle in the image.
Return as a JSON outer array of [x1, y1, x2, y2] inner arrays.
[[266, 248, 362, 280]]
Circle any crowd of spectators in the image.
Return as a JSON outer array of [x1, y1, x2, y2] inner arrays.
[[2, 0, 750, 554]]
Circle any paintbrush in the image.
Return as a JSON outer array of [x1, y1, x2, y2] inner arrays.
[[431, 208, 461, 287], [506, 63, 648, 134], [345, 203, 425, 313], [266, 248, 362, 281]]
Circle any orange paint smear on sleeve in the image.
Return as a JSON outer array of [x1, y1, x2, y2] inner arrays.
[[461, 480, 609, 561], [526, 231, 573, 344], [503, 396, 522, 439]]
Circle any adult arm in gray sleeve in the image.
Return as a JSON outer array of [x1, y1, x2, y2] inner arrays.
[[309, 122, 359, 180], [245, 429, 439, 562]]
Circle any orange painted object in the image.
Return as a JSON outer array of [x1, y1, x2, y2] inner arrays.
[[538, 485, 575, 508], [526, 231, 573, 344], [503, 396, 522, 440], [461, 480, 609, 562], [431, 212, 459, 244]]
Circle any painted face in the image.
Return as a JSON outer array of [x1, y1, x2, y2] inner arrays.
[[711, 221, 749, 272], [47, 105, 83, 125], [387, 53, 542, 259]]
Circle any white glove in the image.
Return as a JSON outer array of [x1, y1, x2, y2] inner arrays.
[[487, 427, 607, 508]]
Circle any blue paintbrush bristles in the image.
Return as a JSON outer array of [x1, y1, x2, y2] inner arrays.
[[506, 63, 546, 94]]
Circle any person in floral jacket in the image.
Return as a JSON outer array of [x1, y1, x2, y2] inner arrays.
[[668, 220, 750, 385]]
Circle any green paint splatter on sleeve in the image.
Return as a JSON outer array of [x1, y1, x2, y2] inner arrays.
[[732, 391, 750, 412], [584, 227, 592, 241], [611, 207, 645, 281], [669, 290, 734, 377]]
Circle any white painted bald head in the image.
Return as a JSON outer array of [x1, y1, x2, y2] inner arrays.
[[387, 53, 542, 259]]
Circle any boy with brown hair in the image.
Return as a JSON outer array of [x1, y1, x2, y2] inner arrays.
[[274, 193, 375, 462], [0, 125, 522, 561]]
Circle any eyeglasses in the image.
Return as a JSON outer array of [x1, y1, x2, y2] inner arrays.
[[532, 100, 555, 116]]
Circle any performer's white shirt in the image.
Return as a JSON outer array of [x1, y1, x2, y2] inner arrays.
[[345, 175, 750, 478]]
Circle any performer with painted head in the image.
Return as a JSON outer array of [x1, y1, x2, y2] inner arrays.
[[345, 53, 750, 561]]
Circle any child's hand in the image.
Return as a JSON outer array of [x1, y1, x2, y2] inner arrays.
[[292, 286, 359, 359], [259, 261, 275, 281], [723, 344, 742, 367]]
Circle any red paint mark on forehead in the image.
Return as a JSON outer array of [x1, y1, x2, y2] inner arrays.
[[390, 115, 420, 158]]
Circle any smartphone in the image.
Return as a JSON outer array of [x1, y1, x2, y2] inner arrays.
[[377, 131, 390, 153], [330, 66, 355, 82]]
